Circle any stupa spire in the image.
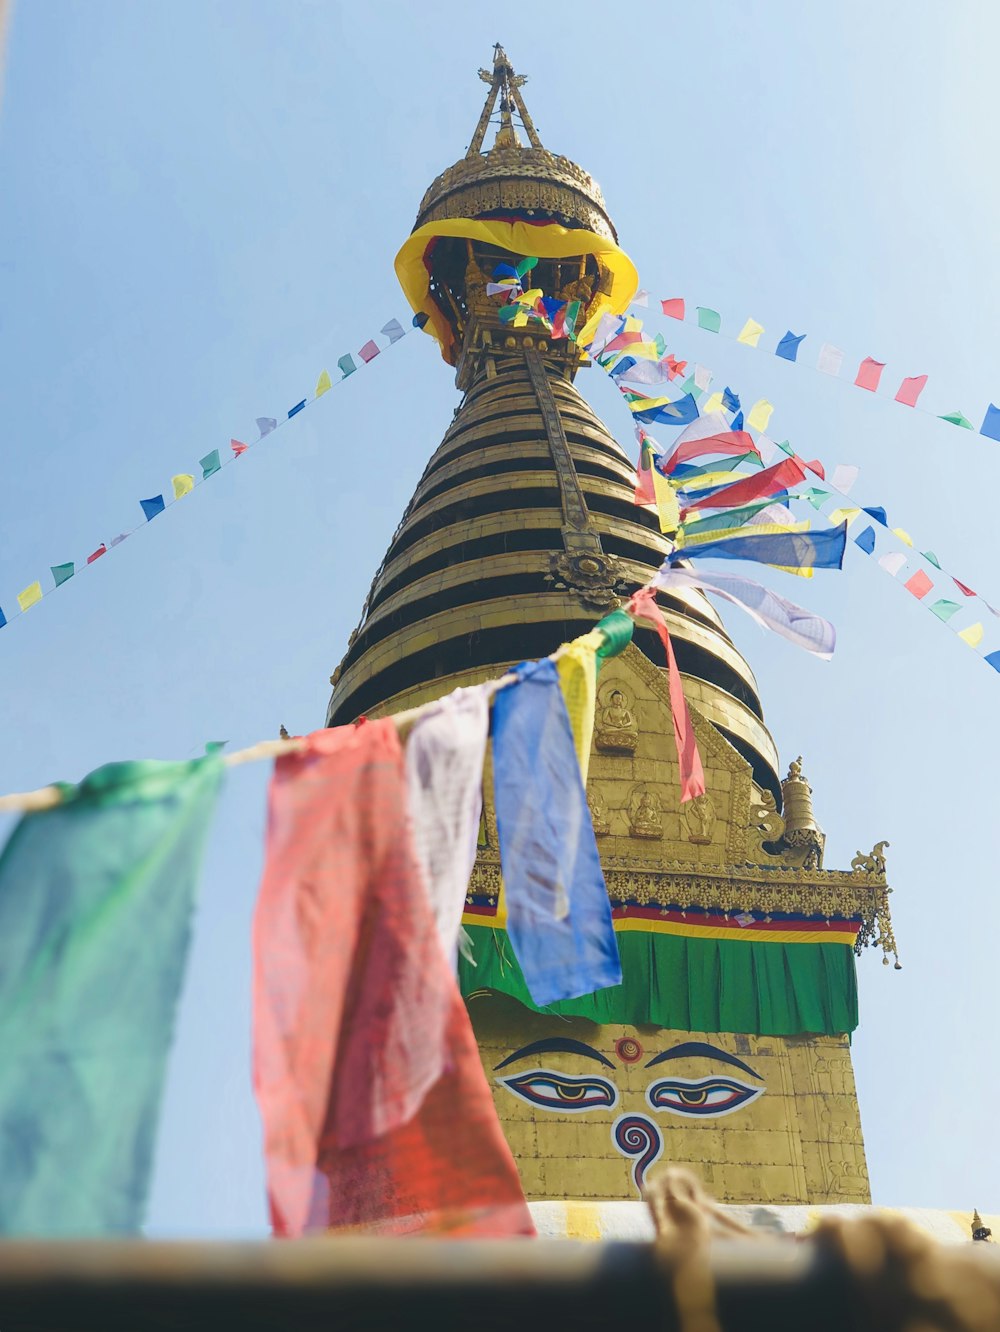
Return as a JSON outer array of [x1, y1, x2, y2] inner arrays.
[[468, 44, 542, 156]]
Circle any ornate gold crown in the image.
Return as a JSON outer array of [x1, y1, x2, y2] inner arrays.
[[413, 45, 617, 242]]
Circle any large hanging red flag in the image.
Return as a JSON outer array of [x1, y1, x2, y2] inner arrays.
[[628, 587, 706, 803], [681, 455, 806, 515], [660, 429, 760, 475], [253, 720, 533, 1238]]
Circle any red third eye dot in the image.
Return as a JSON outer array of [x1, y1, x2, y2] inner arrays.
[[615, 1036, 643, 1064]]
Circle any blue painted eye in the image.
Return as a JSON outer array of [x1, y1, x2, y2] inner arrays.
[[498, 1068, 618, 1112], [646, 1076, 762, 1118]]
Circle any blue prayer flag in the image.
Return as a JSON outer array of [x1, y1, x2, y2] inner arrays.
[[981, 404, 1000, 441], [681, 523, 848, 572], [985, 651, 1000, 673], [775, 331, 806, 362], [855, 525, 877, 554], [722, 387, 740, 413], [140, 495, 165, 522], [863, 506, 887, 526], [492, 659, 621, 1007], [630, 393, 701, 428], [412, 312, 430, 328], [0, 605, 6, 629], [287, 400, 306, 419], [731, 411, 744, 431]]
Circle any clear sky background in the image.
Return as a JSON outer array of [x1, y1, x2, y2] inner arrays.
[[2, 2, 998, 1234]]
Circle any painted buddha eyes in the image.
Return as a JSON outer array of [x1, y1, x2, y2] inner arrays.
[[646, 1076, 762, 1118], [498, 1068, 619, 1112]]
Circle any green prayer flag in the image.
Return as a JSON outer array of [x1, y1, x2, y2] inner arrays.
[[777, 440, 796, 456], [800, 488, 830, 510], [50, 562, 75, 587], [0, 754, 224, 1235], [680, 374, 701, 399], [922, 551, 941, 569], [939, 411, 973, 429], [515, 256, 537, 277], [199, 449, 221, 479], [930, 599, 961, 621], [594, 609, 634, 665], [696, 307, 721, 333], [338, 354, 357, 378]]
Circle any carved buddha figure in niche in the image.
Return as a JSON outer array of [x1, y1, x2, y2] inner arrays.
[[629, 786, 662, 839], [587, 786, 610, 836], [596, 687, 638, 754]]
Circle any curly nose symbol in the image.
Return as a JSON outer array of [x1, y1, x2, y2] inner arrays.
[[612, 1113, 663, 1196]]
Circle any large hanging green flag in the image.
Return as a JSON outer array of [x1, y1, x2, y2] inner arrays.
[[0, 753, 224, 1236]]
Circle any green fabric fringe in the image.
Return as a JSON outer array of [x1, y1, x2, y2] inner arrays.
[[459, 924, 858, 1037]]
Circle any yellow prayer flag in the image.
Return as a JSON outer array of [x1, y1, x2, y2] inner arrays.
[[626, 340, 660, 360], [747, 398, 774, 431], [624, 315, 642, 332], [17, 581, 42, 612], [680, 519, 811, 547], [651, 468, 681, 534], [315, 369, 332, 397], [513, 309, 528, 328], [556, 629, 603, 785], [172, 474, 195, 499], [737, 318, 764, 347], [703, 391, 725, 414], [892, 527, 914, 547], [959, 622, 984, 647], [829, 506, 861, 526]]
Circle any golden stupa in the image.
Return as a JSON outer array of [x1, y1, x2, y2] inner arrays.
[[326, 45, 897, 1208]]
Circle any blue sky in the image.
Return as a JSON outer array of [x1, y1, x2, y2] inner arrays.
[[2, 2, 999, 1233]]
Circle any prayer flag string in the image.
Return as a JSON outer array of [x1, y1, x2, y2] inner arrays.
[[645, 289, 997, 442], [0, 314, 422, 634]]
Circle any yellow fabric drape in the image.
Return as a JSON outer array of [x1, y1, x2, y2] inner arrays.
[[395, 217, 639, 364]]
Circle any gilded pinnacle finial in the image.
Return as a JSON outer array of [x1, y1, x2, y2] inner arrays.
[[466, 43, 542, 158], [972, 1209, 993, 1241]]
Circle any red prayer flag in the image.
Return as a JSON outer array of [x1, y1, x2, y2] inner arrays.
[[661, 298, 685, 320], [602, 330, 646, 356], [904, 569, 934, 600], [358, 340, 380, 363], [954, 578, 977, 597], [662, 430, 760, 475], [231, 438, 248, 457], [628, 587, 705, 803], [854, 357, 886, 392], [86, 544, 107, 564], [253, 721, 533, 1239], [665, 354, 687, 380], [681, 455, 806, 515], [804, 459, 825, 479], [895, 375, 928, 407], [634, 439, 657, 506]]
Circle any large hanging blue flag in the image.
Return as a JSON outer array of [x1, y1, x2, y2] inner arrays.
[[492, 659, 621, 1007], [677, 522, 848, 573]]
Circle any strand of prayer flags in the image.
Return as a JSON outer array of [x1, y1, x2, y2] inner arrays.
[[584, 306, 1000, 668], [1, 315, 419, 635], [639, 291, 1000, 444]]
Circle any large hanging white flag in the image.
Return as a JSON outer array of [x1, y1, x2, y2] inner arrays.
[[652, 564, 836, 659], [404, 685, 490, 970]]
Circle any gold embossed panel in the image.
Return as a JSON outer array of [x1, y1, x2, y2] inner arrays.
[[468, 993, 870, 1204]]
